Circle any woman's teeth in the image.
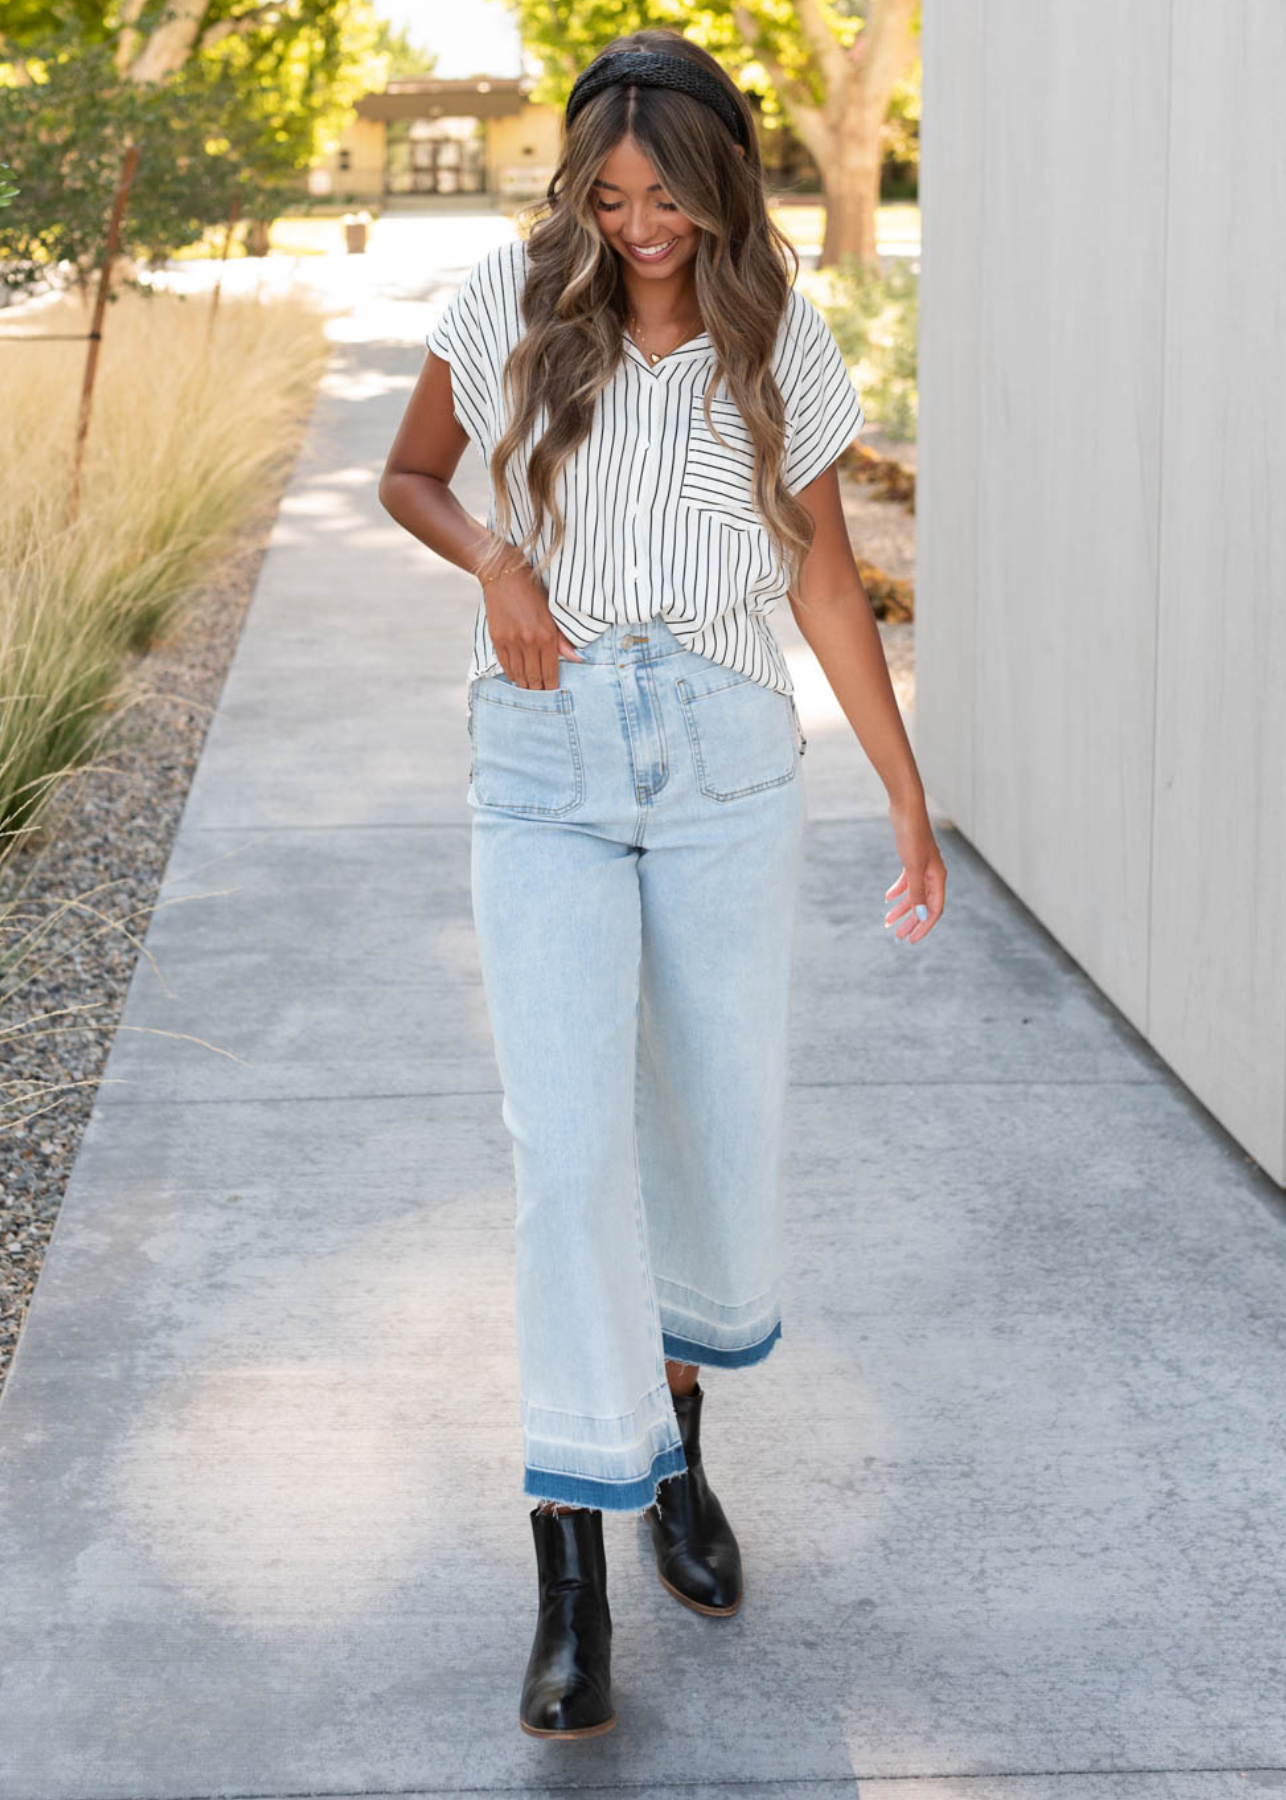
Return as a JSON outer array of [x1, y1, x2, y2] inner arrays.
[[628, 238, 676, 258]]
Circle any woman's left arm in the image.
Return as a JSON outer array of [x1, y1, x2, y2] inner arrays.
[[787, 462, 946, 943]]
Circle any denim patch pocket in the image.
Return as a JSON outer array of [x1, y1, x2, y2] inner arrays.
[[469, 679, 584, 816], [675, 671, 799, 801]]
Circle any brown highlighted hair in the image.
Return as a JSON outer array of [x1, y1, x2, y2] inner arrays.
[[473, 27, 817, 596]]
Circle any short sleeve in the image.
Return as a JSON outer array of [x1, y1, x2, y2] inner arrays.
[[779, 290, 865, 494], [426, 238, 525, 447]]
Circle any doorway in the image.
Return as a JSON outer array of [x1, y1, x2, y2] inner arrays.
[[385, 117, 486, 195]]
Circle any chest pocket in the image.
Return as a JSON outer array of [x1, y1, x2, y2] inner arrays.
[[678, 393, 792, 533]]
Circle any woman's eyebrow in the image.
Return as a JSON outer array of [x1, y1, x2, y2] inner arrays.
[[591, 179, 665, 192]]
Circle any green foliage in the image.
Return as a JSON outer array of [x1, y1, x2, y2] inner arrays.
[[195, 0, 388, 195], [0, 0, 104, 49], [504, 1, 919, 187], [0, 32, 237, 293], [0, 161, 17, 206], [816, 252, 918, 442], [0, 0, 387, 292], [371, 17, 438, 79], [882, 47, 920, 190], [509, 2, 796, 111]]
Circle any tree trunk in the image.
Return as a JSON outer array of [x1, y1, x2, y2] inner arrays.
[[123, 0, 208, 83], [244, 219, 272, 257], [820, 102, 885, 267], [733, 0, 918, 274]]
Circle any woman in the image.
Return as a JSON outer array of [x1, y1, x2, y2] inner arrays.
[[380, 28, 946, 1742]]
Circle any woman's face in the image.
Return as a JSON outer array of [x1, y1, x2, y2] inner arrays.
[[590, 133, 702, 280]]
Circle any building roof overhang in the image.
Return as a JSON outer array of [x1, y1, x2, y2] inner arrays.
[[356, 77, 534, 123]]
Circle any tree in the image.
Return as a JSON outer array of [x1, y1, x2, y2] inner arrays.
[[0, 30, 239, 296], [188, 0, 388, 249], [511, 0, 920, 268], [734, 0, 918, 265], [371, 18, 438, 80], [111, 0, 388, 249], [0, 0, 388, 290]]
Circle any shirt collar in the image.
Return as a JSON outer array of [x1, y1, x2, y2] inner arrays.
[[622, 331, 716, 378]]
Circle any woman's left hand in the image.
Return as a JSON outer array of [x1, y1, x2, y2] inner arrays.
[[884, 796, 947, 943]]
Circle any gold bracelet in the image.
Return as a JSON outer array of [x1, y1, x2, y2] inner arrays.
[[474, 552, 527, 585]]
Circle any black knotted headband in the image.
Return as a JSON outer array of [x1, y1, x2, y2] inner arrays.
[[564, 49, 751, 152]]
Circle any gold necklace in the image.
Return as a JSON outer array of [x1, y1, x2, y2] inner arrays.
[[628, 310, 706, 366]]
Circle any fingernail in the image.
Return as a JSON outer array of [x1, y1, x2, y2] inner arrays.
[[914, 903, 927, 921]]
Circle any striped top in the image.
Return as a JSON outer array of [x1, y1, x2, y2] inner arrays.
[[426, 234, 865, 696]]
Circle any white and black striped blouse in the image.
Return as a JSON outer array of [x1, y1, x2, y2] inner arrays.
[[426, 234, 865, 697]]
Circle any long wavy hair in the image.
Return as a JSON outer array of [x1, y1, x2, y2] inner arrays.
[[473, 28, 818, 598]]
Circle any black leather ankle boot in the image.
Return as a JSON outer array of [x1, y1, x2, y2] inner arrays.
[[645, 1381, 743, 1615], [519, 1504, 616, 1738]]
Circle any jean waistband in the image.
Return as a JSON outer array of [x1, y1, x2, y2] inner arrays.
[[570, 618, 691, 666]]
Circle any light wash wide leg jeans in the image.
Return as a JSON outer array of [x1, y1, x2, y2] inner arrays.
[[467, 617, 808, 1512]]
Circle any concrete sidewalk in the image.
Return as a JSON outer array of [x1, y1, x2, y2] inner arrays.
[[2, 220, 1285, 1800]]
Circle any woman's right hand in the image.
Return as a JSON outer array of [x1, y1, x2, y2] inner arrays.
[[483, 564, 585, 690]]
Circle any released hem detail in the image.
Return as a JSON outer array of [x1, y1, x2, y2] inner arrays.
[[524, 1439, 688, 1513], [662, 1318, 782, 1368]]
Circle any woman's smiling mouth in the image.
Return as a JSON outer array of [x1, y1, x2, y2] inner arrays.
[[625, 237, 678, 261]]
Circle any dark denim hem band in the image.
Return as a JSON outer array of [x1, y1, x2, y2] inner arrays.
[[662, 1318, 782, 1368], [523, 1439, 687, 1512]]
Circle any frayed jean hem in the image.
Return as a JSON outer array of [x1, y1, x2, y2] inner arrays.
[[524, 1439, 688, 1513], [662, 1318, 782, 1368]]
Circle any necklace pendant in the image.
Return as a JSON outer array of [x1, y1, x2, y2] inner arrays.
[[649, 350, 661, 365]]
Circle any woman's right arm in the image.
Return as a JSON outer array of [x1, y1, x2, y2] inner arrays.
[[378, 350, 583, 690]]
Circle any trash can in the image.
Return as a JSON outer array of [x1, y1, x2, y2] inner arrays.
[[344, 211, 371, 254]]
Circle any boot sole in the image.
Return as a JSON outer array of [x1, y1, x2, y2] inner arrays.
[[519, 1710, 617, 1739], [657, 1565, 743, 1616]]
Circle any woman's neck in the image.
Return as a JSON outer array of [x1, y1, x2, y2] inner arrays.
[[622, 271, 702, 330]]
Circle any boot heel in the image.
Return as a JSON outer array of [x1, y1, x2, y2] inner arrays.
[[520, 1504, 617, 1738]]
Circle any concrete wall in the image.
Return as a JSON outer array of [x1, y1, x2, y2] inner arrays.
[[318, 117, 384, 200], [916, 0, 1286, 1182], [488, 106, 562, 197]]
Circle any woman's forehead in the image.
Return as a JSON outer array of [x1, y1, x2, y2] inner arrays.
[[592, 136, 667, 187]]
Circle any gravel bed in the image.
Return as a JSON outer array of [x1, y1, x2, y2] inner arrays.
[[0, 442, 916, 1399], [842, 424, 911, 586], [842, 464, 916, 587], [843, 425, 917, 710]]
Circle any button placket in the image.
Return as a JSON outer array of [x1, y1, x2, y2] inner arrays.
[[627, 403, 645, 582], [628, 388, 661, 592]]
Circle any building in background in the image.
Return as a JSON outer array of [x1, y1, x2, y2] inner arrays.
[[309, 74, 816, 205], [310, 77, 562, 203]]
